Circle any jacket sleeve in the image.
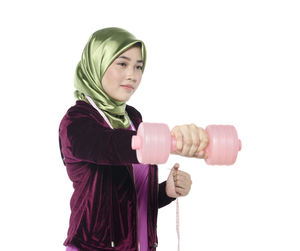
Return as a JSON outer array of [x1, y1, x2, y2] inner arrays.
[[158, 181, 176, 208], [60, 113, 140, 166]]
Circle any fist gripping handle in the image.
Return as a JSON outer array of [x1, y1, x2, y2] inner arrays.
[[131, 122, 242, 165]]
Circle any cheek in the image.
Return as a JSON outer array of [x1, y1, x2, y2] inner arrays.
[[103, 68, 122, 86], [137, 73, 143, 84], [108, 69, 123, 84]]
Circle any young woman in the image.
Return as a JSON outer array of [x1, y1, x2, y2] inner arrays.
[[59, 27, 208, 251]]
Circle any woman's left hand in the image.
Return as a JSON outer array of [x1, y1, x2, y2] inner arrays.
[[166, 163, 192, 198]]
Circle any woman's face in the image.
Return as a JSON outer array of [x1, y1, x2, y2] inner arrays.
[[101, 45, 144, 102]]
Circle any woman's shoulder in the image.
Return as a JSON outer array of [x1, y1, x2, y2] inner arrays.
[[67, 100, 94, 116], [59, 100, 104, 129]]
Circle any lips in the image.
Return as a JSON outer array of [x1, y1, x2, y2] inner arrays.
[[120, 84, 134, 90]]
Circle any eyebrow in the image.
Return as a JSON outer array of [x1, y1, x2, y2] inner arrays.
[[117, 56, 144, 64]]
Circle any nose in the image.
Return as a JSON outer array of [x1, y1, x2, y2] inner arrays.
[[126, 67, 137, 82]]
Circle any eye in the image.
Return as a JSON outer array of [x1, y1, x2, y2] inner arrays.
[[117, 62, 127, 67], [136, 65, 143, 70]]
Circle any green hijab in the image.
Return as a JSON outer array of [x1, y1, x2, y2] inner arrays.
[[74, 27, 147, 129]]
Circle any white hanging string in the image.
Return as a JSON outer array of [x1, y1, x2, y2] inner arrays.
[[176, 198, 180, 251]]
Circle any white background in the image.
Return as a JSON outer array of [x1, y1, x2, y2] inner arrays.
[[1, 0, 299, 250]]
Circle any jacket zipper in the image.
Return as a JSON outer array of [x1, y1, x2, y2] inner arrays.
[[155, 165, 159, 249], [110, 166, 138, 249], [127, 166, 140, 251], [147, 165, 158, 250], [110, 168, 115, 248], [133, 167, 140, 251]]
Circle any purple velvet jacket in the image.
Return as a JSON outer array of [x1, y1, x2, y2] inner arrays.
[[59, 101, 175, 251]]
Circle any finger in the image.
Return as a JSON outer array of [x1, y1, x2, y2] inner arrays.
[[172, 163, 179, 180], [180, 125, 193, 157], [175, 179, 192, 193], [173, 163, 180, 170], [175, 170, 191, 180], [188, 124, 200, 157], [204, 152, 209, 159], [175, 179, 192, 191], [198, 127, 209, 151], [174, 173, 192, 187], [175, 179, 187, 189], [171, 126, 183, 152], [195, 150, 205, 159], [175, 187, 188, 197]]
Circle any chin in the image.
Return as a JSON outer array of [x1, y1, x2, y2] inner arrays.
[[115, 95, 131, 102], [123, 97, 131, 102]]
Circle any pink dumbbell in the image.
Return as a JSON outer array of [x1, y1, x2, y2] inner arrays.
[[131, 122, 242, 165]]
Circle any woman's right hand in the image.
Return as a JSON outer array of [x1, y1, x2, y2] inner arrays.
[[171, 124, 209, 159]]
